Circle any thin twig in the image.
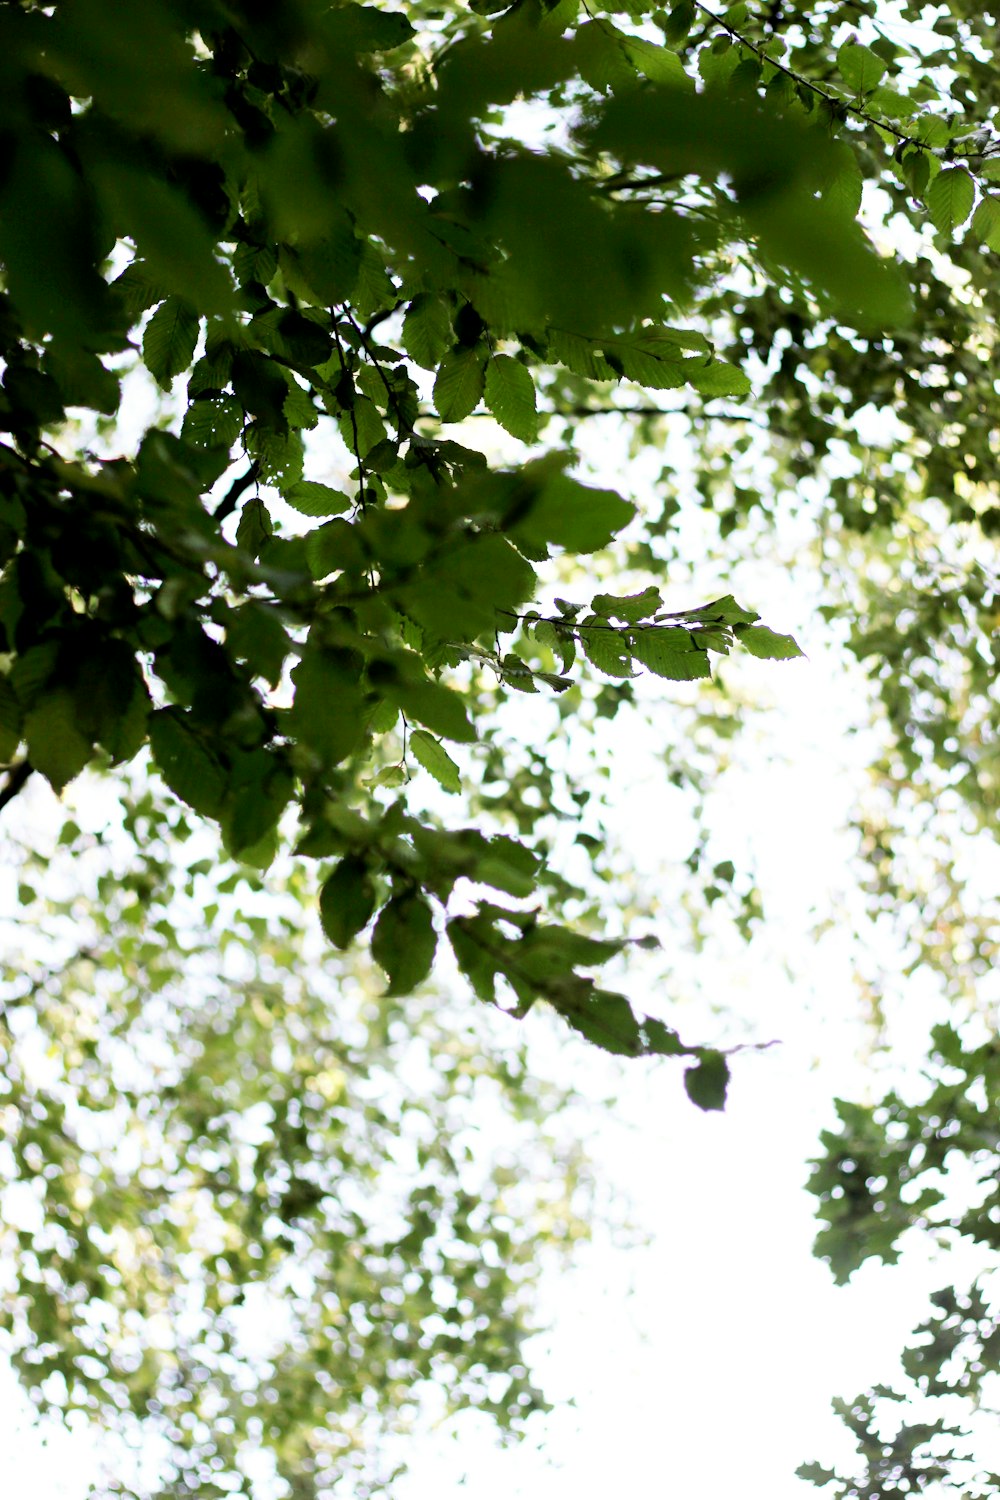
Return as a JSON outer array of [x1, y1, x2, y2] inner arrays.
[[0, 760, 33, 817], [693, 0, 989, 162], [212, 461, 260, 522]]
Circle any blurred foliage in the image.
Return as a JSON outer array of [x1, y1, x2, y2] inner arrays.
[[0, 790, 594, 1497]]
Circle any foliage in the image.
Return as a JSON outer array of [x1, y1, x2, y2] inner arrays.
[[3, 0, 1000, 1494], [1, 792, 593, 1497]]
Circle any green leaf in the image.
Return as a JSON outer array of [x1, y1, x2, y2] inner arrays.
[[142, 297, 200, 388], [434, 347, 486, 422], [391, 677, 477, 743], [631, 628, 710, 680], [410, 729, 462, 794], [688, 361, 752, 398], [837, 43, 886, 95], [622, 36, 693, 88], [684, 1050, 730, 1111], [338, 394, 387, 459], [927, 167, 975, 235], [590, 587, 662, 623], [558, 990, 642, 1054], [319, 856, 377, 949], [484, 355, 538, 441], [23, 690, 92, 791], [236, 498, 273, 560], [326, 5, 417, 56], [149, 708, 226, 816], [182, 395, 243, 450], [661, 0, 696, 47], [245, 424, 305, 487], [288, 649, 364, 764], [736, 625, 805, 660], [512, 472, 635, 554], [971, 193, 1000, 252], [579, 619, 633, 678], [402, 295, 453, 370], [110, 259, 169, 319], [687, 594, 759, 627], [305, 518, 367, 580], [283, 481, 353, 517], [372, 893, 438, 994]]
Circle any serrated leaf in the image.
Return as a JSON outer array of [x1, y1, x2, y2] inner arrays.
[[23, 690, 92, 791], [142, 297, 200, 388], [110, 259, 169, 319], [736, 624, 805, 660], [283, 480, 352, 517], [684, 1050, 729, 1111], [338, 394, 386, 458], [686, 594, 759, 627], [372, 893, 438, 994], [288, 649, 364, 763], [434, 347, 486, 422], [236, 498, 272, 560], [927, 167, 975, 235], [149, 708, 226, 816], [591, 587, 662, 623], [837, 42, 886, 95], [549, 328, 616, 380], [661, 0, 695, 46], [305, 517, 366, 580], [392, 677, 476, 743], [688, 361, 752, 398], [319, 856, 376, 949], [579, 618, 633, 677], [410, 729, 461, 793], [603, 333, 687, 390], [972, 193, 1000, 251], [558, 989, 644, 1055], [623, 36, 693, 88], [182, 395, 243, 450], [484, 354, 538, 441], [631, 628, 710, 680], [512, 473, 635, 554], [402, 295, 452, 370], [245, 424, 305, 486]]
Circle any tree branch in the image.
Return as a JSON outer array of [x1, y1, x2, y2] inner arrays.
[[212, 461, 260, 522], [0, 759, 33, 816]]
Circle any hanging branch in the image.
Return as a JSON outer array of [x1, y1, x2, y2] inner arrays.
[[0, 760, 33, 817]]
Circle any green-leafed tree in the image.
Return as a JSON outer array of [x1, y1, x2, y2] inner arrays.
[[2, 791, 594, 1498], [3, 0, 1000, 1494]]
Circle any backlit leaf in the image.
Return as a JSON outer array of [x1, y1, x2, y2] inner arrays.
[[837, 43, 886, 95], [411, 729, 462, 793], [927, 167, 975, 235], [372, 893, 438, 993], [434, 347, 486, 422], [737, 625, 805, 660], [143, 297, 200, 388], [319, 856, 377, 949], [631, 628, 711, 680], [484, 355, 538, 441], [284, 481, 353, 517], [23, 690, 92, 791]]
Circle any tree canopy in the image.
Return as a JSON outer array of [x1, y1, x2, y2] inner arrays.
[[2, 0, 1000, 1494]]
